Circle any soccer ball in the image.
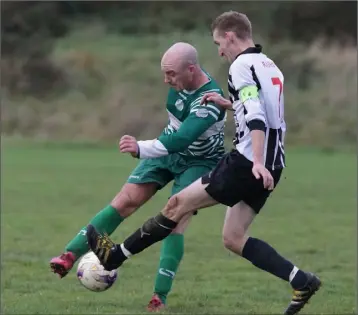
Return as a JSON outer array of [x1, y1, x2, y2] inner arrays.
[[76, 251, 118, 292]]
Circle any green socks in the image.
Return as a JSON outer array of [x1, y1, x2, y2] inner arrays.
[[66, 206, 184, 305], [65, 205, 124, 259], [154, 233, 184, 304]]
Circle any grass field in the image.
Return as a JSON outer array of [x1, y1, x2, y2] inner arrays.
[[2, 140, 356, 314]]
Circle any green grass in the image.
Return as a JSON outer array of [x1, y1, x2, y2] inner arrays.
[[2, 140, 356, 314]]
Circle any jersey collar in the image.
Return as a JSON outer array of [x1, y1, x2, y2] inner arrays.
[[235, 44, 262, 60]]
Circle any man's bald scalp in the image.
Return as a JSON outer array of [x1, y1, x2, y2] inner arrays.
[[161, 42, 199, 68]]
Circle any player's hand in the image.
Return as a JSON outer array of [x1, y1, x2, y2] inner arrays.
[[252, 163, 274, 190], [200, 92, 233, 109], [119, 135, 139, 158]]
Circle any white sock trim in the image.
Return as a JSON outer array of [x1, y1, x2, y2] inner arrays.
[[289, 266, 299, 283], [120, 243, 132, 258]]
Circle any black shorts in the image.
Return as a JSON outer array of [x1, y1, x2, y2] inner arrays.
[[202, 150, 282, 214]]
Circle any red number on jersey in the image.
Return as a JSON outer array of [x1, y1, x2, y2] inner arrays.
[[271, 77, 283, 118]]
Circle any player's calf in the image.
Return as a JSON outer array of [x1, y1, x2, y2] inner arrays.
[[151, 214, 192, 307], [119, 194, 191, 258], [120, 213, 178, 256], [50, 183, 156, 277], [86, 213, 178, 270], [87, 186, 210, 270]]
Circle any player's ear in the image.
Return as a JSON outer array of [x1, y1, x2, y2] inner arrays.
[[225, 31, 235, 43]]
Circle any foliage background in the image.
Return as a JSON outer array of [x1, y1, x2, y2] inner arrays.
[[1, 1, 357, 149]]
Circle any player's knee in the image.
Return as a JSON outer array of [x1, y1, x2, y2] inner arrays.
[[110, 190, 140, 218], [222, 229, 246, 254], [162, 194, 187, 221], [162, 195, 178, 219]]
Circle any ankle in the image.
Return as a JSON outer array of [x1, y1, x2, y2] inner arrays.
[[154, 293, 166, 304], [290, 269, 309, 290], [65, 251, 77, 262]]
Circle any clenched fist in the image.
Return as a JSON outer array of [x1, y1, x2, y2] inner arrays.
[[119, 135, 139, 158]]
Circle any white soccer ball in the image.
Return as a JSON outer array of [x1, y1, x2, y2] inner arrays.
[[76, 251, 118, 292]]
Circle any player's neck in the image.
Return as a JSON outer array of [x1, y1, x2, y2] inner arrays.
[[188, 69, 210, 91], [235, 39, 255, 56]]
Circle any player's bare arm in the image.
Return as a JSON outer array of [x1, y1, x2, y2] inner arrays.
[[251, 130, 274, 190], [238, 84, 274, 190]]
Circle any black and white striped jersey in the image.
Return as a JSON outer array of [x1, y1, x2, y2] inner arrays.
[[228, 45, 286, 170]]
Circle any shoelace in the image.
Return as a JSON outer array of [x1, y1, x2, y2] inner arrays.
[[95, 233, 115, 263]]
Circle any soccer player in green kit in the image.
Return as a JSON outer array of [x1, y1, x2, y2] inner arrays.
[[50, 42, 226, 311]]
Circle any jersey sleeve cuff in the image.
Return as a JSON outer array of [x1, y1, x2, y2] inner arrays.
[[248, 119, 266, 131], [137, 139, 168, 159]]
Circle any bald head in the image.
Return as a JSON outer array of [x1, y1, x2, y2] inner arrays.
[[161, 42, 199, 70], [161, 42, 207, 91]]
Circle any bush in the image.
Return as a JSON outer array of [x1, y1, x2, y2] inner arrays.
[[1, 2, 69, 97], [2, 28, 356, 149], [1, 2, 356, 98]]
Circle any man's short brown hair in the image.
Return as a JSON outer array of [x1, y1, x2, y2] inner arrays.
[[211, 11, 252, 40]]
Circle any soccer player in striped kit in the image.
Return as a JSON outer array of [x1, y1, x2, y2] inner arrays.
[[86, 11, 321, 315]]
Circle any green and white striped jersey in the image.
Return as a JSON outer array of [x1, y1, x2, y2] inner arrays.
[[157, 75, 226, 160]]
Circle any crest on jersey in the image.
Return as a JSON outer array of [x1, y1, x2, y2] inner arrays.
[[175, 99, 184, 111], [195, 108, 209, 118]]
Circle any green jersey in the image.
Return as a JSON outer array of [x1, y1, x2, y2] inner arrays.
[[137, 74, 226, 161]]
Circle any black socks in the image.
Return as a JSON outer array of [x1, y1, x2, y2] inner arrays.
[[122, 213, 177, 255], [242, 237, 308, 289]]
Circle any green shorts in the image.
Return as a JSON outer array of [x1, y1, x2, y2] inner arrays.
[[127, 153, 218, 196]]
